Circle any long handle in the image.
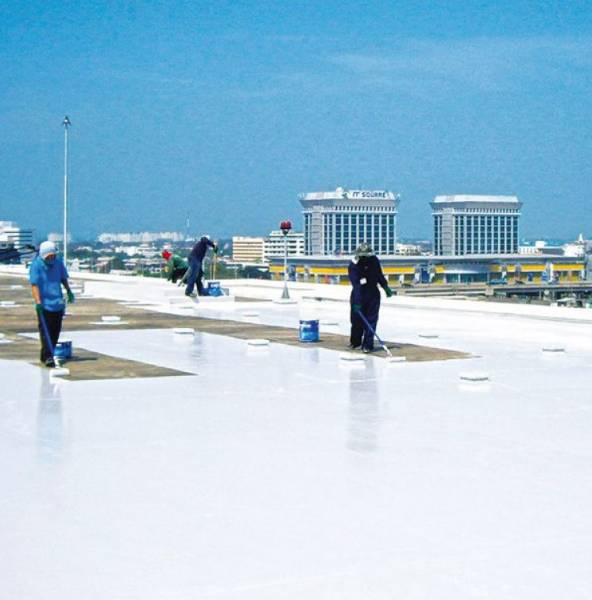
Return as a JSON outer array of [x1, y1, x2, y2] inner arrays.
[[356, 308, 391, 356], [38, 310, 55, 356]]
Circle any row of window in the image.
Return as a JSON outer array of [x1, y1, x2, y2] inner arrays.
[[434, 208, 520, 214], [332, 206, 395, 212], [434, 215, 520, 255], [304, 212, 397, 255]]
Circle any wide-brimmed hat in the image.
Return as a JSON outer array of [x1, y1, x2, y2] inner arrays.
[[355, 243, 374, 258]]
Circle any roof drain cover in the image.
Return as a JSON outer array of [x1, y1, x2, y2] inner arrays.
[[247, 339, 270, 347], [459, 371, 490, 382]]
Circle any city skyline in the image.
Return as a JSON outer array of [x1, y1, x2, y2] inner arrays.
[[1, 2, 591, 240]]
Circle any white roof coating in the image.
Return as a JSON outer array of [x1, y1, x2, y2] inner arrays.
[[433, 194, 520, 204], [2, 271, 592, 598]]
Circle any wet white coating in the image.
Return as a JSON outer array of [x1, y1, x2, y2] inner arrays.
[[2, 275, 592, 598]]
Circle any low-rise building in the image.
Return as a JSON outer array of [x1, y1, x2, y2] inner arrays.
[[264, 231, 304, 259], [268, 254, 585, 286], [0, 221, 33, 250], [98, 232, 184, 243], [232, 236, 265, 263]]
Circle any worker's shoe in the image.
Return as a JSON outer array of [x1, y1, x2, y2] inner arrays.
[[362, 347, 375, 354], [348, 344, 361, 350], [44, 358, 56, 368], [185, 291, 197, 298]]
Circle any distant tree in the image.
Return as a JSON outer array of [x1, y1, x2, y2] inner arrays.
[[110, 256, 126, 271]]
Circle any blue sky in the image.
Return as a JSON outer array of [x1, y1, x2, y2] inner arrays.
[[1, 1, 591, 241]]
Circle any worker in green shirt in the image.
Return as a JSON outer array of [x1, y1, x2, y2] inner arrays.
[[162, 250, 188, 284]]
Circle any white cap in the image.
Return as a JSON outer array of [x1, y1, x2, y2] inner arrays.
[[39, 241, 57, 259]]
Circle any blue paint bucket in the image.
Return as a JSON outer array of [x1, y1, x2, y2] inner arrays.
[[54, 340, 72, 359], [208, 281, 222, 297], [299, 319, 319, 343]]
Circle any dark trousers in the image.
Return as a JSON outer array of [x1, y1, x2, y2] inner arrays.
[[350, 291, 380, 350], [185, 258, 204, 295], [37, 309, 64, 362], [170, 266, 188, 284]]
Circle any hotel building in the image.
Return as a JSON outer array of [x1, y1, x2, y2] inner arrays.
[[431, 195, 521, 256], [300, 188, 400, 256]]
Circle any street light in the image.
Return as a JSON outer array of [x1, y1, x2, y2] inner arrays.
[[62, 116, 71, 265], [280, 220, 292, 299]]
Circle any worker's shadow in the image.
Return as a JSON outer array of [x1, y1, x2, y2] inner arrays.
[[37, 375, 65, 463], [346, 362, 381, 454]]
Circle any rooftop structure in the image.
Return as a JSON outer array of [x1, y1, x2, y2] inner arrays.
[[1, 267, 592, 598], [300, 187, 400, 256], [431, 195, 522, 256]]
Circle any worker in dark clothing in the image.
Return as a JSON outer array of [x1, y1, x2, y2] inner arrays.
[[185, 235, 217, 297], [348, 243, 393, 352], [162, 250, 188, 284], [29, 241, 75, 367]]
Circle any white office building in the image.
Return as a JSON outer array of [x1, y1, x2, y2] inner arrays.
[[264, 231, 304, 259], [431, 195, 521, 256], [232, 236, 266, 263], [0, 221, 33, 250], [300, 188, 400, 256]]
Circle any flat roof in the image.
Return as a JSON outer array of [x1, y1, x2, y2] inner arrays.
[[301, 188, 398, 201], [432, 194, 520, 204], [2, 269, 592, 598]]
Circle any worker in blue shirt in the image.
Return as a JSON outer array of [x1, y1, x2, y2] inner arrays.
[[185, 235, 217, 297], [348, 243, 393, 352], [29, 241, 75, 367]]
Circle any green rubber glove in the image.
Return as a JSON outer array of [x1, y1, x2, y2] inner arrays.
[[35, 303, 44, 316], [385, 287, 393, 298], [213, 245, 219, 254], [352, 303, 362, 312], [67, 290, 75, 303]]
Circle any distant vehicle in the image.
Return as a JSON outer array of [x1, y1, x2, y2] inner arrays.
[[489, 279, 507, 285]]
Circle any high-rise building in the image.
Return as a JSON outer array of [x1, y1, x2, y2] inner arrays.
[[264, 231, 304, 259], [300, 188, 400, 256], [0, 221, 34, 250], [431, 195, 521, 256]]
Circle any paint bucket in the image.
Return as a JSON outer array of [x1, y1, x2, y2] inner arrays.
[[54, 340, 72, 359], [208, 281, 222, 297], [299, 319, 319, 343]]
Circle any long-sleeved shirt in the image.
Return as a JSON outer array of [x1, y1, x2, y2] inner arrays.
[[348, 255, 388, 305], [165, 254, 188, 280], [188, 238, 215, 262]]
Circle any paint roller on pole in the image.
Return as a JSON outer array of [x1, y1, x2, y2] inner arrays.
[[355, 308, 403, 363]]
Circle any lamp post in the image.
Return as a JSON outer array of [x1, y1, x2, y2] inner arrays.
[[62, 116, 71, 265], [280, 220, 292, 299]]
